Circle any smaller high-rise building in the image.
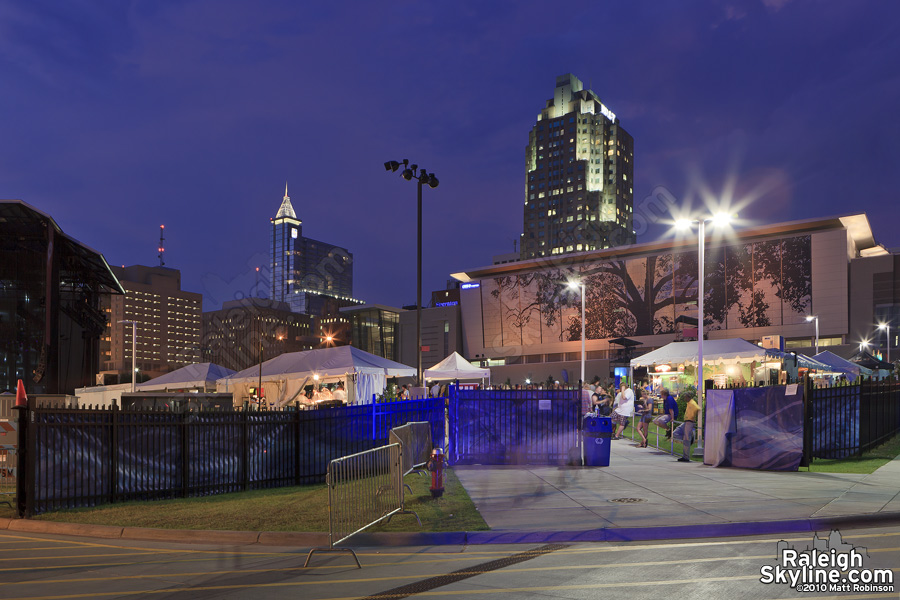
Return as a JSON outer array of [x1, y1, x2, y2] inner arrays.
[[270, 184, 361, 314], [202, 298, 317, 371], [521, 74, 635, 260], [340, 304, 403, 361], [100, 265, 202, 382]]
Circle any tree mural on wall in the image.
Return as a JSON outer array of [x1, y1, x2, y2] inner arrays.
[[482, 236, 812, 347]]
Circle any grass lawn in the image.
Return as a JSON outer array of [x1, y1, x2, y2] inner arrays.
[[0, 468, 488, 532], [808, 433, 900, 474]]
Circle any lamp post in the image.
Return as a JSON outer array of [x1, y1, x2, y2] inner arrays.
[[567, 281, 586, 386], [675, 213, 732, 457], [878, 322, 891, 363], [118, 320, 138, 393], [806, 315, 819, 354], [385, 159, 439, 387]]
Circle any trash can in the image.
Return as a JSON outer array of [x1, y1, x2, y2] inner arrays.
[[583, 415, 612, 466]]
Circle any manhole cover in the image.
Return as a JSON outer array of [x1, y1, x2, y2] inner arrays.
[[609, 497, 647, 503]]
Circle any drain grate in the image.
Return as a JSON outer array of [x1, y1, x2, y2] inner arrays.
[[609, 497, 647, 503], [359, 543, 569, 600]]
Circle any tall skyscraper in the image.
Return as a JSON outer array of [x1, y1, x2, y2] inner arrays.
[[270, 184, 359, 316], [520, 74, 635, 260]]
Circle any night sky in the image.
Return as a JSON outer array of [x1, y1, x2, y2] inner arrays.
[[3, 1, 899, 311]]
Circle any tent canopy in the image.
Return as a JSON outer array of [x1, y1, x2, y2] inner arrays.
[[848, 349, 894, 372], [222, 345, 415, 383], [138, 363, 236, 391], [218, 346, 416, 407], [812, 351, 872, 377], [424, 352, 490, 381], [764, 349, 833, 371], [630, 339, 768, 368]]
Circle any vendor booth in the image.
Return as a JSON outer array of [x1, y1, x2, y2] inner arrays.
[[424, 352, 490, 386], [630, 339, 769, 392], [218, 346, 416, 407]]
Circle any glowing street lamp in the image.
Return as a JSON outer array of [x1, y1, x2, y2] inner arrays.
[[878, 322, 891, 363], [806, 315, 819, 354], [567, 280, 586, 387], [385, 159, 439, 387], [675, 212, 733, 457]]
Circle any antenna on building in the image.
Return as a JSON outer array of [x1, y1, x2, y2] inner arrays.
[[158, 225, 165, 266], [255, 267, 260, 297], [513, 239, 518, 253]]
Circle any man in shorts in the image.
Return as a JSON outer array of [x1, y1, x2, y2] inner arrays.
[[652, 388, 678, 438]]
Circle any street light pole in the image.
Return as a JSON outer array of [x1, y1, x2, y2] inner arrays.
[[566, 281, 586, 386], [697, 219, 706, 456], [119, 320, 137, 393], [384, 159, 439, 388], [676, 212, 733, 458], [806, 315, 819, 354], [879, 322, 891, 363]]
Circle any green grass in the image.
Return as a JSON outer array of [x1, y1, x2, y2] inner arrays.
[[0, 468, 488, 532], [808, 433, 900, 474]]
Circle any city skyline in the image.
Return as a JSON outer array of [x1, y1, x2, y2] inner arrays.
[[2, 2, 899, 311]]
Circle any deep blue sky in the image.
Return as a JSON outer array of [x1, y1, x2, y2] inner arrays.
[[3, 1, 899, 310]]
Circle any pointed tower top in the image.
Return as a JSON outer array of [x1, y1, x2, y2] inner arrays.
[[275, 182, 298, 220]]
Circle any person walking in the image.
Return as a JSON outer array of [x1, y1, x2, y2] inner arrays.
[[678, 394, 700, 462], [612, 383, 634, 440]]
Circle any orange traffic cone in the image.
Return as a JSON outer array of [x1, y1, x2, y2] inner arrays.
[[15, 379, 27, 408]]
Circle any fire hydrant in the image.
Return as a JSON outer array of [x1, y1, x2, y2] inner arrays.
[[427, 447, 444, 498]]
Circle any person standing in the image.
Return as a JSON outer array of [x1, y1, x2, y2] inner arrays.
[[612, 383, 634, 440], [430, 381, 441, 398], [636, 389, 653, 447], [678, 394, 700, 462]]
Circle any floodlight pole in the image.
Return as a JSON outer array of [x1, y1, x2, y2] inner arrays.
[[417, 176, 423, 387]]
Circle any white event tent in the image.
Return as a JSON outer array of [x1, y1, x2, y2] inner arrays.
[[424, 352, 491, 384], [217, 345, 415, 406], [630, 339, 769, 369], [138, 363, 236, 392]]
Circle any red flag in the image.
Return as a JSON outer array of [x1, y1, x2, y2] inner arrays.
[[15, 379, 27, 408]]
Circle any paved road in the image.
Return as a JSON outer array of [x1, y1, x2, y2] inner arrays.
[[1, 525, 897, 599]]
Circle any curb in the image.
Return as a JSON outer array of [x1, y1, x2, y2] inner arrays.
[[4, 512, 900, 547]]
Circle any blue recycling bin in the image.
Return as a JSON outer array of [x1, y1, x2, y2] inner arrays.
[[583, 415, 612, 466]]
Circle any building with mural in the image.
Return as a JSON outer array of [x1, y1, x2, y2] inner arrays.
[[454, 214, 895, 384]]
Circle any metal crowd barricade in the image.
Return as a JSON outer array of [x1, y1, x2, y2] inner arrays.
[[305, 443, 402, 569], [384, 421, 433, 526]]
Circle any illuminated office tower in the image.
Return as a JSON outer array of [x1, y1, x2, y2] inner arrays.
[[270, 184, 359, 316], [521, 74, 635, 259]]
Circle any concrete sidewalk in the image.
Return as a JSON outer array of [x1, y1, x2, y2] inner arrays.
[[454, 435, 900, 538]]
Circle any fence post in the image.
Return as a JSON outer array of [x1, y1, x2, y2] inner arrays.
[[800, 375, 812, 468], [110, 400, 119, 505], [13, 397, 29, 518], [181, 410, 189, 498], [242, 408, 250, 491], [294, 407, 301, 486]]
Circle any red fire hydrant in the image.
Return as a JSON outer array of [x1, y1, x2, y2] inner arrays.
[[427, 447, 444, 498]]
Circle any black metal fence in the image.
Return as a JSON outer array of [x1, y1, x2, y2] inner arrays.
[[15, 397, 445, 516], [807, 378, 900, 459], [449, 388, 582, 465]]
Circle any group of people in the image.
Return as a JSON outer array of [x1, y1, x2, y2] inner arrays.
[[589, 383, 700, 461]]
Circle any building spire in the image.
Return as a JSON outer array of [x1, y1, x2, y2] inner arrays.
[[275, 181, 297, 220]]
